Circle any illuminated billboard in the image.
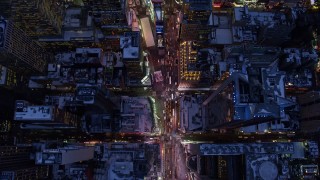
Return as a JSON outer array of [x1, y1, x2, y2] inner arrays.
[[154, 3, 163, 22], [157, 34, 164, 48], [156, 25, 164, 34], [14, 101, 54, 121], [140, 17, 155, 47]]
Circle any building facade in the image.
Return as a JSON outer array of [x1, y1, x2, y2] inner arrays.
[[0, 20, 49, 73], [0, 145, 49, 179]]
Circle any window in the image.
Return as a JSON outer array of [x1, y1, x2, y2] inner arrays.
[[269, 78, 275, 86]]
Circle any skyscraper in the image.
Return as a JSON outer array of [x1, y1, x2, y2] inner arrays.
[[0, 19, 48, 73], [5, 0, 64, 38], [0, 145, 49, 179]]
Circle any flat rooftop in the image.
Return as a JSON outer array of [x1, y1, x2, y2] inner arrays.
[[120, 96, 153, 133], [180, 95, 203, 132], [14, 104, 54, 121]]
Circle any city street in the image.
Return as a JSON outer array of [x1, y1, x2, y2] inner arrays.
[[148, 0, 188, 179], [1, 0, 320, 179]]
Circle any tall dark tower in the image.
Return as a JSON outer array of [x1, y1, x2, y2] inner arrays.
[[0, 145, 49, 179], [0, 19, 48, 74], [2, 0, 64, 38]]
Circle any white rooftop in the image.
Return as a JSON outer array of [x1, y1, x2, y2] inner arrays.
[[180, 95, 203, 132], [120, 96, 153, 133], [120, 36, 139, 60], [14, 105, 54, 121], [106, 144, 138, 180]]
